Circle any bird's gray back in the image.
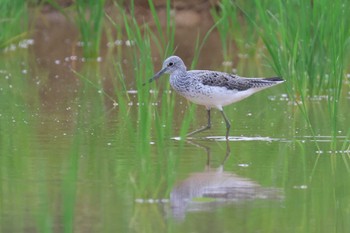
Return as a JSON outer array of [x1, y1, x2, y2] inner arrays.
[[188, 70, 282, 91]]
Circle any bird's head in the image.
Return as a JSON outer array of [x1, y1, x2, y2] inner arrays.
[[144, 56, 186, 85]]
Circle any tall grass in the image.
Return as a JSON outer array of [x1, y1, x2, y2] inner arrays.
[[249, 0, 350, 95], [105, 0, 179, 151], [75, 0, 106, 58], [0, 0, 28, 49], [210, 0, 239, 61], [212, 0, 350, 149], [211, 0, 263, 68], [147, 0, 175, 56], [250, 0, 349, 149]]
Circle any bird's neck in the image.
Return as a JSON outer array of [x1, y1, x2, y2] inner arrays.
[[172, 69, 187, 78], [170, 69, 190, 92]]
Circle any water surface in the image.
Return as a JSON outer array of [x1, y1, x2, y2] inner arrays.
[[0, 13, 349, 233]]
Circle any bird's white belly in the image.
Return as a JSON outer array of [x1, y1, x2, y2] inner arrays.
[[180, 87, 256, 110]]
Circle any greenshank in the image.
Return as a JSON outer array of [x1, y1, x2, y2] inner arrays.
[[145, 56, 285, 139]]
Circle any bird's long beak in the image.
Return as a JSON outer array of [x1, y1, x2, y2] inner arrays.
[[143, 67, 168, 86]]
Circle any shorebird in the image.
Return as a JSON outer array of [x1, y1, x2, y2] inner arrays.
[[145, 56, 285, 139]]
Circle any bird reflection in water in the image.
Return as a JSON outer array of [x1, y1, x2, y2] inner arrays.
[[170, 141, 284, 220]]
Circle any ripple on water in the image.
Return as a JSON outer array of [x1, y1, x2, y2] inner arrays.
[[295, 135, 349, 143], [172, 136, 290, 142]]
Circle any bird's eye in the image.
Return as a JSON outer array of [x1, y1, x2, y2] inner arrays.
[[168, 62, 174, 66]]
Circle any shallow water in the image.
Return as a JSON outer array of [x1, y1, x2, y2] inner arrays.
[[1, 14, 350, 233]]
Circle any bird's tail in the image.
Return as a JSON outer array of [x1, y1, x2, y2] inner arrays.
[[250, 77, 285, 89], [262, 77, 285, 82]]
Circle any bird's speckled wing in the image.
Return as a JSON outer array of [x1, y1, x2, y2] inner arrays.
[[188, 70, 283, 91]]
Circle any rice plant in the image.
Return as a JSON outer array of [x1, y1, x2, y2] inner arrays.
[[210, 0, 238, 61], [75, 0, 106, 58], [250, 0, 349, 94], [0, 0, 28, 49], [212, 0, 350, 149], [104, 0, 180, 149]]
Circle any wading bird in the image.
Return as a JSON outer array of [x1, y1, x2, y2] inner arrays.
[[145, 56, 284, 139]]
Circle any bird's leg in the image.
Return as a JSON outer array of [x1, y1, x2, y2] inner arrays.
[[187, 109, 211, 137], [218, 139, 231, 167], [220, 110, 231, 140]]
